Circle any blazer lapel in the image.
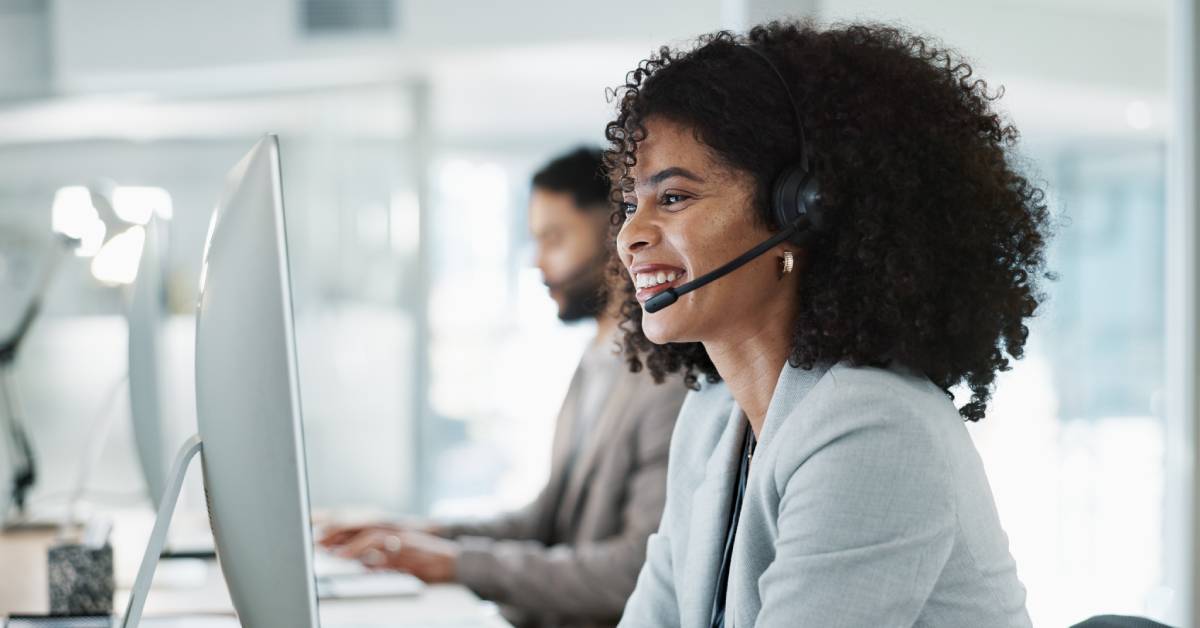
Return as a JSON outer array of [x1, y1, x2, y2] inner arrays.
[[724, 361, 833, 618], [679, 401, 743, 628], [555, 368, 636, 536], [755, 361, 833, 462], [536, 362, 587, 541]]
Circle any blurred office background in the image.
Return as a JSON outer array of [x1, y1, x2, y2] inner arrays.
[[0, 0, 1186, 626]]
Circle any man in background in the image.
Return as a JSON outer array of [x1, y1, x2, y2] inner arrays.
[[321, 147, 687, 628]]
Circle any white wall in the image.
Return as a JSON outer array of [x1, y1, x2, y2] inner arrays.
[[2, 1, 1157, 149], [0, 0, 51, 100]]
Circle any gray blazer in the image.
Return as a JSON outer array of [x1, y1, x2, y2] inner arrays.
[[439, 353, 688, 628], [618, 361, 1032, 628]]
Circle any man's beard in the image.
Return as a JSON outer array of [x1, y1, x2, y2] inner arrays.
[[548, 257, 609, 323]]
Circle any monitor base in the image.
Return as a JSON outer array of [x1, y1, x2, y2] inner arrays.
[[120, 433, 202, 628]]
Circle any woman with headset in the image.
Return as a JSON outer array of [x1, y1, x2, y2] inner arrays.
[[608, 20, 1048, 628]]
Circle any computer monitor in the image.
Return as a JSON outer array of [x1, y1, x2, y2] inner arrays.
[[126, 219, 168, 508], [128, 216, 221, 558], [122, 134, 320, 627], [193, 134, 319, 627]]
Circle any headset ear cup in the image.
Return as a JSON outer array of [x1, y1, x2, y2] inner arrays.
[[799, 174, 824, 232], [772, 165, 822, 245]]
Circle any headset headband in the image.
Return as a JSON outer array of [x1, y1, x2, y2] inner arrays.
[[740, 44, 810, 172]]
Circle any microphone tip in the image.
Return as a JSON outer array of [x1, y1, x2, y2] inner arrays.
[[644, 290, 678, 313]]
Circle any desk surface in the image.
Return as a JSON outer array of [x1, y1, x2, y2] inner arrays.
[[0, 514, 510, 627]]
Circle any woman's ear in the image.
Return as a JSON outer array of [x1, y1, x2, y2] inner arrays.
[[774, 246, 808, 280]]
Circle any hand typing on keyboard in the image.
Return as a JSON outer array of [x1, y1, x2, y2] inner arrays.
[[324, 529, 460, 585]]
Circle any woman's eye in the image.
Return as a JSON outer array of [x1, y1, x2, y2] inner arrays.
[[661, 193, 688, 206], [621, 202, 638, 217]]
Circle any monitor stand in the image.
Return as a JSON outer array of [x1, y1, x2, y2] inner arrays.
[[120, 433, 202, 628]]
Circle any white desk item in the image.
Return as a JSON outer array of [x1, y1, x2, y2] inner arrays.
[[312, 544, 424, 599], [5, 617, 112, 628], [312, 550, 369, 578], [3, 524, 509, 627], [315, 573, 424, 600], [121, 135, 319, 628]]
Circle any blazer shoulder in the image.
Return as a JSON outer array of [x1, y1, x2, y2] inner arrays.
[[767, 362, 960, 490], [824, 361, 946, 403], [813, 361, 959, 429], [609, 366, 690, 454], [633, 367, 691, 404], [621, 367, 689, 424]]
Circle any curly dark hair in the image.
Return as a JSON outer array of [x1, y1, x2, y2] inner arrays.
[[602, 19, 1053, 422]]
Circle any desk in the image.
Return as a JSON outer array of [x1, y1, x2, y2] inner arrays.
[[1, 515, 511, 627]]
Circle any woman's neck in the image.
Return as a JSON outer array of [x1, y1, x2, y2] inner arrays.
[[704, 306, 796, 439]]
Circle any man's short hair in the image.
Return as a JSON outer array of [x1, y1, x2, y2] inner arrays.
[[531, 147, 611, 212]]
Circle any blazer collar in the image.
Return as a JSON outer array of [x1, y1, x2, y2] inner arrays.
[[679, 395, 742, 628], [680, 360, 833, 627], [556, 357, 638, 534], [758, 360, 833, 449]]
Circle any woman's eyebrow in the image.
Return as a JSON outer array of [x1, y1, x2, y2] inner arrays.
[[638, 166, 705, 190]]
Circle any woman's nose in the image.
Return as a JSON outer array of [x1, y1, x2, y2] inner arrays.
[[617, 207, 658, 259]]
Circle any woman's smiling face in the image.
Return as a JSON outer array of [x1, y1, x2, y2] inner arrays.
[[616, 116, 796, 345]]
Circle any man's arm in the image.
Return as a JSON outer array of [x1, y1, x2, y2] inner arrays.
[[453, 390, 677, 620], [434, 478, 558, 542], [435, 369, 584, 543], [616, 384, 703, 628]]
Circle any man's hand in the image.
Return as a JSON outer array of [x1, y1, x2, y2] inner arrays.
[[318, 519, 444, 550], [317, 522, 403, 549], [336, 529, 461, 584]]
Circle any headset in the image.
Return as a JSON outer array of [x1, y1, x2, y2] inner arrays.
[[642, 43, 829, 314]]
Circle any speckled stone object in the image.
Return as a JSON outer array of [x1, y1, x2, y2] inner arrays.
[[47, 543, 114, 616]]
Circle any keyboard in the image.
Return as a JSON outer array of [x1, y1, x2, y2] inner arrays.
[[312, 550, 424, 600]]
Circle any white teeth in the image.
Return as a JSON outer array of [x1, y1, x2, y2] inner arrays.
[[635, 271, 681, 288]]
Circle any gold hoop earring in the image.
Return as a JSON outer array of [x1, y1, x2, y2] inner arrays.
[[779, 251, 794, 278]]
